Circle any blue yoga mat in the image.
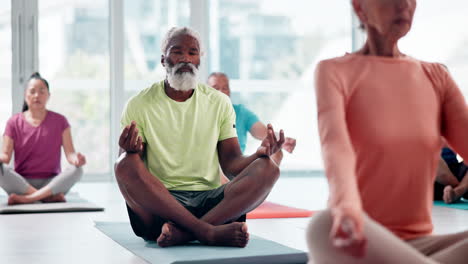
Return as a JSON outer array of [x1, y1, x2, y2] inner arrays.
[[95, 222, 307, 264], [434, 199, 468, 210]]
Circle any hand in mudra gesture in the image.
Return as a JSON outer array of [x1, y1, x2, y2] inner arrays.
[[72, 152, 86, 167], [256, 124, 285, 157], [119, 121, 144, 154]]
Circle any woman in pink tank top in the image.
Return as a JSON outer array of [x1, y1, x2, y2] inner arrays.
[[0, 72, 86, 205]]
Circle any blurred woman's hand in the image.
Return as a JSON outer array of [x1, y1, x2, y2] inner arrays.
[[330, 203, 367, 258], [72, 152, 86, 167]]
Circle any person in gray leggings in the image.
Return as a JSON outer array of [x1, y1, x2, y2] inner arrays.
[[0, 164, 83, 203], [0, 72, 86, 205]]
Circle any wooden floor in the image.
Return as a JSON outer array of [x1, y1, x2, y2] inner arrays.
[[0, 176, 467, 264]]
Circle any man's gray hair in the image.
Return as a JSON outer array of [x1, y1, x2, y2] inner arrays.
[[160, 27, 204, 55]]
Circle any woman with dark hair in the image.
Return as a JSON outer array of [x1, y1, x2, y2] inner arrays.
[[307, 0, 468, 263], [0, 72, 86, 205]]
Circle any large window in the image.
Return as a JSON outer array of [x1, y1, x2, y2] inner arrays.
[[124, 0, 190, 101], [38, 0, 110, 177], [210, 0, 352, 170], [400, 1, 468, 96], [0, 2, 11, 149], [20, 2, 467, 178]]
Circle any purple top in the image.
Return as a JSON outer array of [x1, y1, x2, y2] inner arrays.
[[4, 111, 70, 179]]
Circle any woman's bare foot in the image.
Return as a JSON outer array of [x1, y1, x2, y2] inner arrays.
[[157, 223, 195, 247], [42, 193, 66, 203], [7, 193, 33, 205], [443, 185, 462, 204]]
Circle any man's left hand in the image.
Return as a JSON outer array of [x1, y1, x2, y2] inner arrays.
[[256, 124, 285, 158]]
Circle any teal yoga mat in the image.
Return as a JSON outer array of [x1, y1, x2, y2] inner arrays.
[[0, 193, 104, 214], [434, 199, 468, 210], [95, 222, 308, 264]]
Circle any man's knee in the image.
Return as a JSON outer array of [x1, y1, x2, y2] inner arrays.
[[115, 154, 147, 187], [114, 153, 135, 181], [255, 157, 280, 185], [266, 157, 280, 178]]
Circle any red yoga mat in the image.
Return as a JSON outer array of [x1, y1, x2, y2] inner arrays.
[[247, 201, 315, 219]]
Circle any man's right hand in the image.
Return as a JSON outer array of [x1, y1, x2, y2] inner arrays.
[[330, 204, 367, 258], [119, 121, 143, 154]]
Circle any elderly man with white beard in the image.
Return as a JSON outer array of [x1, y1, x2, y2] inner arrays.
[[115, 27, 285, 248]]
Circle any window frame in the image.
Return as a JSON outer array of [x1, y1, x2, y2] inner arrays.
[[9, 0, 360, 181]]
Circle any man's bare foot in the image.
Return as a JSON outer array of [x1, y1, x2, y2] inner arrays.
[[42, 193, 66, 203], [7, 193, 33, 205], [157, 223, 195, 247], [200, 222, 249, 247], [443, 185, 461, 204], [157, 222, 249, 248]]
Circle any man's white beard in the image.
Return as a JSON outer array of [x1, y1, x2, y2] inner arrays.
[[166, 63, 199, 91]]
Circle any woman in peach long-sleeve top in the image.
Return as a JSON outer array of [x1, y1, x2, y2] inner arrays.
[[307, 1, 468, 263]]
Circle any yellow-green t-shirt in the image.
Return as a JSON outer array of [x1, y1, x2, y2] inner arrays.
[[121, 80, 237, 191]]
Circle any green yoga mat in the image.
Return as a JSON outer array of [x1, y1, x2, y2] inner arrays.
[[0, 193, 104, 214], [434, 199, 468, 210], [95, 222, 308, 264]]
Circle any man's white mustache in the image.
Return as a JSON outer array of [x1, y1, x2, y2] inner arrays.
[[173, 63, 197, 75]]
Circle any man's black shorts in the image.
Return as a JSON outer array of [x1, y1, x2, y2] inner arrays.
[[126, 184, 246, 241]]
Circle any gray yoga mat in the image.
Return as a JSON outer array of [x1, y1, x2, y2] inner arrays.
[[0, 193, 104, 214], [95, 221, 308, 264]]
